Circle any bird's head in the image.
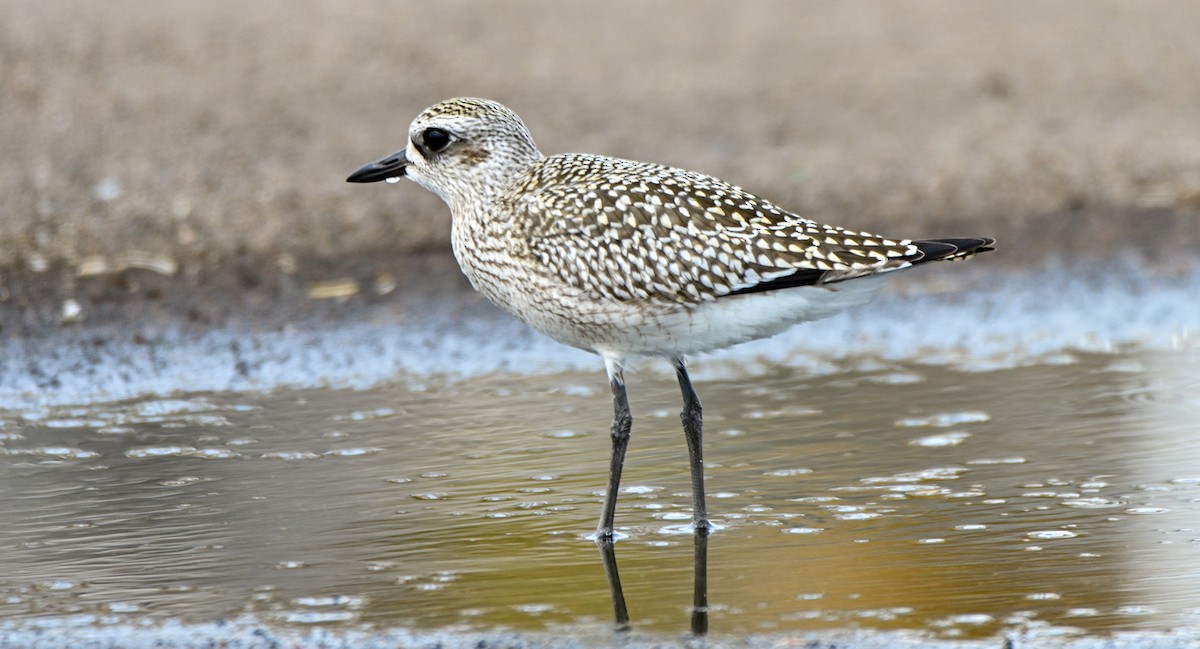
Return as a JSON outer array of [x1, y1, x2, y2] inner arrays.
[[347, 97, 542, 207]]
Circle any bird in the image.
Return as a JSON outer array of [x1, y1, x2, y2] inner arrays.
[[347, 97, 994, 540]]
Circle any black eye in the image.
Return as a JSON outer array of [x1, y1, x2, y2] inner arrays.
[[421, 128, 452, 153]]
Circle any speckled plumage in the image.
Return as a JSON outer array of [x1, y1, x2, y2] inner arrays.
[[348, 97, 994, 538]]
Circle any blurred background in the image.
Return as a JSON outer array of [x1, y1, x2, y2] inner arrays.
[[2, 0, 1199, 329]]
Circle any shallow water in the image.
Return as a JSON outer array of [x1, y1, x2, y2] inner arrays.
[[2, 349, 1200, 639]]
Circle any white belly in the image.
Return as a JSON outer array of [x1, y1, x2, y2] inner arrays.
[[506, 274, 891, 359]]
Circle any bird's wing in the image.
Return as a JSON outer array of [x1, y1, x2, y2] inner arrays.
[[511, 154, 921, 305]]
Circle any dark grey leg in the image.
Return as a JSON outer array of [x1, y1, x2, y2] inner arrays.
[[597, 364, 632, 538], [673, 357, 709, 530]]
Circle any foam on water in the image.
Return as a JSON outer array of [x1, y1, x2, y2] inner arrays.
[[1, 258, 1198, 408]]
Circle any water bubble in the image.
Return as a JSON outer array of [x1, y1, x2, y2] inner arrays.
[[944, 613, 994, 625], [260, 451, 321, 460], [191, 448, 240, 459], [33, 447, 100, 459], [324, 447, 383, 457], [837, 512, 881, 521], [385, 177, 401, 184], [623, 485, 661, 495], [513, 603, 554, 615], [784, 527, 825, 535], [910, 432, 971, 447], [160, 476, 213, 487], [895, 411, 990, 428], [283, 611, 356, 623], [764, 468, 813, 477], [1026, 530, 1078, 540], [126, 446, 197, 459], [295, 595, 364, 607], [135, 399, 215, 417], [955, 524, 988, 531], [411, 493, 449, 501], [1026, 592, 1061, 600], [1126, 507, 1169, 515], [544, 430, 585, 438], [1061, 497, 1123, 509], [43, 418, 107, 429]]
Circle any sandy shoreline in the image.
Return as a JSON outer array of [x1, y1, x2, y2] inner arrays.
[[4, 1, 1200, 324]]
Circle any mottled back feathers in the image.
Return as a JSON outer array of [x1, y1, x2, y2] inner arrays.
[[505, 153, 964, 305]]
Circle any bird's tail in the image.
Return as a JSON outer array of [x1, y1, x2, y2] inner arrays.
[[913, 237, 996, 263]]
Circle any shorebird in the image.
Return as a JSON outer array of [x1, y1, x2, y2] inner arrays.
[[348, 97, 993, 539]]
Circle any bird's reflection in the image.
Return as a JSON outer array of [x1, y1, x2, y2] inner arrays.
[[691, 526, 709, 635], [595, 527, 709, 635]]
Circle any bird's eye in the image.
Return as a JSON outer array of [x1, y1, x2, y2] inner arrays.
[[421, 128, 452, 153]]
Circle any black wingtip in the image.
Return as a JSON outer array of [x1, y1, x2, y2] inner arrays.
[[914, 237, 996, 262]]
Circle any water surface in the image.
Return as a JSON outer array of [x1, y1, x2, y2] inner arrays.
[[3, 348, 1199, 640]]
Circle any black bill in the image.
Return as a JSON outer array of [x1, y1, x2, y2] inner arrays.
[[346, 149, 409, 183]]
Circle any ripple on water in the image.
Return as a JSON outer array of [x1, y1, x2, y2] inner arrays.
[[895, 411, 991, 428], [133, 399, 216, 417], [259, 451, 321, 460], [910, 432, 971, 447], [1061, 497, 1125, 509], [323, 447, 384, 457], [764, 468, 814, 477], [125, 446, 198, 459], [1026, 530, 1079, 540], [7, 447, 101, 460], [1126, 507, 1170, 514]]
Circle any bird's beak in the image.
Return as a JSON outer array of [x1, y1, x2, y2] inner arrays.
[[346, 149, 408, 183]]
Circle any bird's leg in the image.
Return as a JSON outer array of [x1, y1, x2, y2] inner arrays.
[[598, 359, 632, 539], [673, 357, 709, 531]]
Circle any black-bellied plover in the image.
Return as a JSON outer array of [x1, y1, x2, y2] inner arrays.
[[348, 97, 994, 539]]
